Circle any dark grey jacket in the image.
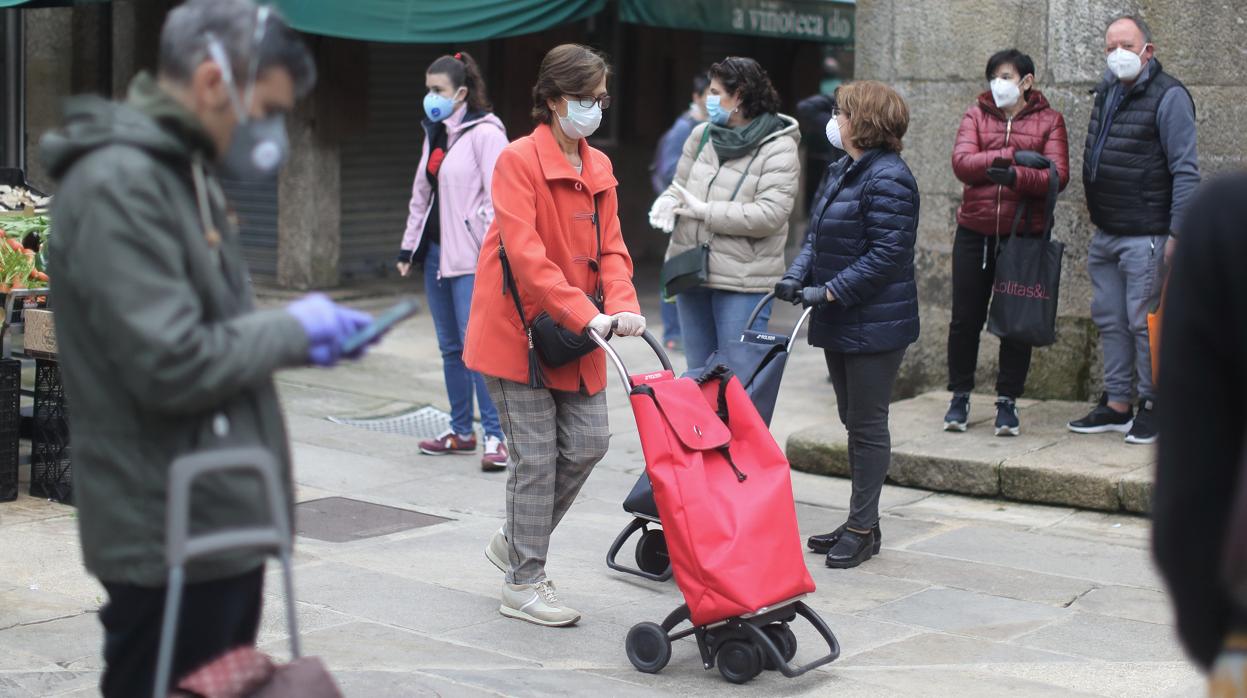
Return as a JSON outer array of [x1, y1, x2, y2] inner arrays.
[[41, 74, 309, 586]]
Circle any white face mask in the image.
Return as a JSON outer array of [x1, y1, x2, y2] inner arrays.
[[558, 98, 602, 140], [1107, 45, 1147, 81], [825, 116, 844, 150], [990, 78, 1021, 109]]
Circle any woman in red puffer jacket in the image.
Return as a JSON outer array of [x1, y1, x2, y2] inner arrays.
[[943, 49, 1069, 437]]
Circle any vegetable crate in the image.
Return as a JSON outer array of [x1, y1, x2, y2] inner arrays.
[[0, 358, 19, 502], [30, 359, 70, 503]]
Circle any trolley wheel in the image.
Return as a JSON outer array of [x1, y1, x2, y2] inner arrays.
[[634, 529, 670, 576], [761, 623, 798, 670], [716, 639, 764, 684], [626, 622, 672, 674]]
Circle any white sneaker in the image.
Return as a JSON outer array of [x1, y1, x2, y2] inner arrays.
[[485, 527, 508, 573], [500, 580, 580, 627]]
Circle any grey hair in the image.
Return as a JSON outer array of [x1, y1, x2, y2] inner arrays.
[[159, 0, 316, 97], [1107, 14, 1154, 45]]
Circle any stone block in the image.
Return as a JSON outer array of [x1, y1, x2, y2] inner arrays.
[[1048, 0, 1145, 85], [889, 446, 1001, 497], [1014, 611, 1187, 662], [854, 0, 896, 80], [864, 587, 1068, 640], [910, 525, 1163, 588], [890, 0, 1048, 82], [1138, 1, 1247, 87], [1189, 85, 1247, 177], [890, 81, 984, 198], [863, 549, 1096, 607], [787, 424, 851, 477], [1070, 585, 1174, 626], [1118, 465, 1154, 514], [841, 631, 1076, 667]]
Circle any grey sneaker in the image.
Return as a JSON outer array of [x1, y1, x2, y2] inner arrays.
[[500, 580, 580, 627], [486, 527, 508, 573]]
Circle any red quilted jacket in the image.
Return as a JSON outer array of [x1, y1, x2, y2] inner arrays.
[[952, 89, 1070, 236]]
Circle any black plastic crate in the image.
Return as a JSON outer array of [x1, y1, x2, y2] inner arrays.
[[0, 358, 19, 502], [30, 358, 71, 503]]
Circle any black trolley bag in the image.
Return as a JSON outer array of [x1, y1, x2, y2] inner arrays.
[[606, 292, 813, 581], [987, 155, 1064, 347]]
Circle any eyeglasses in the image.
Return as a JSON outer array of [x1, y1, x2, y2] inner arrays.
[[569, 94, 612, 110]]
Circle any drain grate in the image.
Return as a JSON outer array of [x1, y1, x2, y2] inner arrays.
[[327, 405, 458, 440], [295, 497, 452, 542]]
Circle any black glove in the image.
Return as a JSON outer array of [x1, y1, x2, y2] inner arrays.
[[986, 165, 1016, 187], [774, 278, 802, 303], [799, 285, 832, 308], [1012, 149, 1051, 169]]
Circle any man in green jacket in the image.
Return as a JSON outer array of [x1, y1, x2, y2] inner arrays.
[[40, 1, 371, 694]]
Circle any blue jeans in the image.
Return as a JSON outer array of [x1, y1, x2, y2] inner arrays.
[[660, 294, 681, 344], [425, 244, 502, 438], [675, 287, 771, 371]]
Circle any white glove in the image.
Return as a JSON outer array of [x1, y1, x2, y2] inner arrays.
[[586, 313, 615, 338], [671, 182, 708, 221], [648, 195, 677, 233], [612, 312, 647, 337]]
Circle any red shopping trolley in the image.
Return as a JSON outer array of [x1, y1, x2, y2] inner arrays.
[[591, 329, 840, 684]]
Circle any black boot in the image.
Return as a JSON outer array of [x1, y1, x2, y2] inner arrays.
[[807, 522, 882, 555], [825, 527, 877, 569]]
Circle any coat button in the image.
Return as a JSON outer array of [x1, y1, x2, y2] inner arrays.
[[575, 182, 583, 191], [213, 414, 231, 437]]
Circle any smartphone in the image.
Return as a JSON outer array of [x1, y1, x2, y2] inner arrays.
[[341, 296, 421, 355], [991, 156, 1013, 169]]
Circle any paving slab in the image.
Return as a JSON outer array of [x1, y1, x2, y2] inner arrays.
[[842, 666, 1096, 697], [788, 391, 1156, 512], [863, 587, 1068, 641], [858, 549, 1096, 607], [840, 632, 1078, 667], [1070, 586, 1175, 626], [0, 612, 101, 671], [0, 671, 98, 698], [330, 670, 499, 698], [1015, 612, 1188, 663], [262, 621, 537, 671], [908, 525, 1163, 590]]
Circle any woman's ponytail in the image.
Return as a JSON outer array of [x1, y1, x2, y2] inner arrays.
[[428, 51, 492, 113]]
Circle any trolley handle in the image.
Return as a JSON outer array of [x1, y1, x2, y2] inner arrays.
[[740, 291, 814, 353], [589, 327, 672, 393]]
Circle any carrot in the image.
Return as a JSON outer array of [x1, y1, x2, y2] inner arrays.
[[32, 271, 48, 283], [6, 239, 23, 253]]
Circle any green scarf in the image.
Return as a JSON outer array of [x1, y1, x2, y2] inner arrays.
[[708, 112, 785, 161]]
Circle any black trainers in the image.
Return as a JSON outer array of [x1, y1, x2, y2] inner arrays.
[[944, 393, 970, 432], [1125, 398, 1158, 445], [1068, 393, 1133, 434], [994, 397, 1020, 437]]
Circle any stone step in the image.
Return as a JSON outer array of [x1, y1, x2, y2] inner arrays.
[[786, 391, 1155, 514]]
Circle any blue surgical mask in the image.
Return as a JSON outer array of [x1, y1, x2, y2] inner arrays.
[[423, 90, 456, 122], [705, 94, 732, 126]]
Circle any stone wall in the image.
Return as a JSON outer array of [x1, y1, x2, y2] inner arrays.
[[855, 0, 1247, 401]]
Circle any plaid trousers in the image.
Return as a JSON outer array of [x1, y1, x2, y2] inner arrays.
[[484, 376, 610, 584]]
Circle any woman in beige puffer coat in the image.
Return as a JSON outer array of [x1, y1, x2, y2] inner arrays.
[[650, 56, 800, 370]]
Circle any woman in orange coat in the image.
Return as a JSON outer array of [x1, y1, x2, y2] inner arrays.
[[464, 44, 644, 628]]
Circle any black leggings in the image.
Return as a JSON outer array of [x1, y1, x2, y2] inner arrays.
[[825, 347, 906, 530], [947, 226, 1033, 398], [98, 566, 264, 698]]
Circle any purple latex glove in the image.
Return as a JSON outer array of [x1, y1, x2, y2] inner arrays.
[[286, 293, 373, 366]]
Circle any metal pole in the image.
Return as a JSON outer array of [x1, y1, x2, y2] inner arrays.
[[2, 9, 24, 171]]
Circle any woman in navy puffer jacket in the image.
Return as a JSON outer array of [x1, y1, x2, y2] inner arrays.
[[776, 80, 919, 570]]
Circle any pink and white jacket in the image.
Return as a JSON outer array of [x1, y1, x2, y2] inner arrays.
[[400, 106, 508, 278]]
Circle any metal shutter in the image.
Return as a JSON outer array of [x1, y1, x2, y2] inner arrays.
[[339, 42, 445, 281], [219, 177, 279, 282]]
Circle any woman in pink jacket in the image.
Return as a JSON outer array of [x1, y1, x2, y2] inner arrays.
[[397, 51, 509, 471]]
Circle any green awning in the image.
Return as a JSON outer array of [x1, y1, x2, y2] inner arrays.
[[0, 0, 109, 6], [270, 0, 606, 43], [621, 0, 854, 45]]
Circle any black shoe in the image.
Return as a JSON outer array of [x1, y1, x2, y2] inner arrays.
[[808, 522, 882, 555], [1125, 398, 1158, 445], [1068, 392, 1133, 434], [943, 393, 970, 432], [994, 397, 1020, 437], [825, 528, 877, 569]]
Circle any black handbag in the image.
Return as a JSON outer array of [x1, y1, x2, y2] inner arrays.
[[498, 195, 607, 387], [660, 243, 710, 297], [987, 158, 1064, 347]]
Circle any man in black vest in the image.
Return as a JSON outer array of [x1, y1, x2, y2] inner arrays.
[[1068, 14, 1199, 446]]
